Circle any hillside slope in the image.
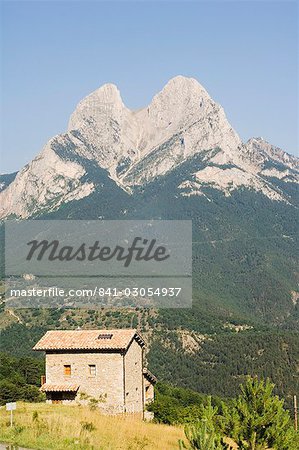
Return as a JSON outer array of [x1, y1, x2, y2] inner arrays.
[[0, 76, 298, 404]]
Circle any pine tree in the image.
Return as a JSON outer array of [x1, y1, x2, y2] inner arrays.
[[179, 397, 228, 449], [222, 377, 298, 450]]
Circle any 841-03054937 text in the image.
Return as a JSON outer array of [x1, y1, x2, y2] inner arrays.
[[9, 286, 183, 298], [5, 220, 192, 308]]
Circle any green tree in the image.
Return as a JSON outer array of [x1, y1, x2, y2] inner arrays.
[[0, 352, 45, 405], [179, 397, 227, 449], [19, 385, 45, 403], [0, 380, 19, 404], [222, 377, 298, 450]]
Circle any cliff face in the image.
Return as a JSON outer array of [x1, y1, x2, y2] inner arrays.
[[1, 76, 298, 219]]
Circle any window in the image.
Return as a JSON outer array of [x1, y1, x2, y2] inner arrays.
[[89, 364, 96, 376], [97, 333, 113, 339], [64, 365, 71, 376]]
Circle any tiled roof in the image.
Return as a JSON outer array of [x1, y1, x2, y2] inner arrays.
[[33, 329, 145, 351], [40, 383, 79, 392], [143, 368, 157, 383]]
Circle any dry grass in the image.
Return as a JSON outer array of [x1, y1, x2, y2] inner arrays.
[[0, 402, 184, 450]]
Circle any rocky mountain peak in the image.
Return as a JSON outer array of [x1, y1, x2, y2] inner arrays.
[[0, 76, 298, 219], [68, 82, 126, 132], [147, 75, 213, 128], [244, 137, 299, 170], [155, 75, 209, 100]]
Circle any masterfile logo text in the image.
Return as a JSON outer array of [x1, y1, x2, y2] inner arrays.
[[5, 220, 192, 309]]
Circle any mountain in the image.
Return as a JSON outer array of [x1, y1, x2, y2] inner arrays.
[[0, 76, 298, 218], [0, 172, 17, 193], [1, 76, 298, 403]]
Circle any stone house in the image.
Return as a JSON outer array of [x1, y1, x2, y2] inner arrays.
[[33, 329, 156, 415]]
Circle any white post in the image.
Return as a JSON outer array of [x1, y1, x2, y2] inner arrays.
[[294, 395, 298, 432], [6, 402, 16, 426]]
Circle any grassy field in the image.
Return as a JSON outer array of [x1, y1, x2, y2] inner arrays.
[[0, 402, 184, 450]]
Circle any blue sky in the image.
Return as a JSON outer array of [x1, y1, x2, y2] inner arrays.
[[1, 0, 298, 173]]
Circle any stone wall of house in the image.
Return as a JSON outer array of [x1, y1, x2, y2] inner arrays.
[[144, 378, 155, 404], [124, 339, 144, 413], [46, 351, 124, 410]]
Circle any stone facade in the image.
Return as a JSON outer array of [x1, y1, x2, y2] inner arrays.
[[124, 338, 143, 413], [45, 350, 124, 412]]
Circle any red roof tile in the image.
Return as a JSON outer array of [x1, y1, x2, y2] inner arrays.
[[40, 383, 79, 392], [33, 329, 144, 351]]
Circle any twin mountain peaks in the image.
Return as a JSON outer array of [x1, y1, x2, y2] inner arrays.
[[0, 75, 298, 219]]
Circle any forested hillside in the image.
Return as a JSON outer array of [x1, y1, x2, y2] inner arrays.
[[1, 306, 298, 410], [1, 129, 298, 415], [0, 351, 44, 405]]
